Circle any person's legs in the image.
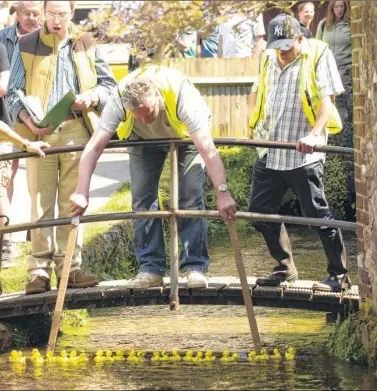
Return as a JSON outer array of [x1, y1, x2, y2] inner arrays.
[[248, 157, 297, 285], [25, 154, 58, 294], [177, 145, 209, 288], [53, 119, 98, 288], [126, 141, 168, 288], [286, 161, 349, 291], [7, 159, 18, 204], [178, 146, 209, 272], [0, 159, 12, 269]]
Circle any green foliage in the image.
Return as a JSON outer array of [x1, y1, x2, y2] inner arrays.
[[327, 314, 368, 364], [327, 302, 377, 366], [204, 146, 257, 235], [11, 326, 29, 349], [81, 182, 138, 281], [61, 310, 89, 328], [323, 154, 349, 220]]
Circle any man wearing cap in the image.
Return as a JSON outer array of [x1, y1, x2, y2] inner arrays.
[[248, 14, 349, 292]]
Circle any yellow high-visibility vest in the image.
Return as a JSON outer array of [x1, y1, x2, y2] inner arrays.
[[116, 65, 190, 140], [250, 39, 342, 135]]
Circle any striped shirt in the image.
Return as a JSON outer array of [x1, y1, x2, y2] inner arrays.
[[6, 34, 116, 125], [254, 38, 344, 171], [0, 24, 18, 62]]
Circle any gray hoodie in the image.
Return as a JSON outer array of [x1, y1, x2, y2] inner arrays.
[[316, 19, 351, 66]]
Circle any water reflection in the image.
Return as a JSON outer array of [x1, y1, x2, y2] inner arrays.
[[0, 354, 376, 390], [0, 228, 371, 390]]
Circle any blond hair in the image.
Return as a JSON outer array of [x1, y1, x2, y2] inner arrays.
[[121, 77, 158, 111]]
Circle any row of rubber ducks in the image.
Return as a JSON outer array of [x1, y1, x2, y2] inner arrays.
[[9, 347, 296, 366], [9, 349, 90, 366], [247, 347, 295, 362]]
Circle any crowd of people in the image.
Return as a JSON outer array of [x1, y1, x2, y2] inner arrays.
[[0, 1, 353, 296]]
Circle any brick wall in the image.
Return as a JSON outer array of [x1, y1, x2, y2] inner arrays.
[[351, 1, 377, 311]]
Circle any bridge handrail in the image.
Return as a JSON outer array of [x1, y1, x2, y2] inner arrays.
[[0, 210, 357, 236], [0, 138, 354, 162]]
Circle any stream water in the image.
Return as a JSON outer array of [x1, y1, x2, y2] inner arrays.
[[0, 228, 376, 390]]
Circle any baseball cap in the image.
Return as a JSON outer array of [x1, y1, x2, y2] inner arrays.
[[266, 14, 302, 50]]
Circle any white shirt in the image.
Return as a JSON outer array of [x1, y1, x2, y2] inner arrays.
[[219, 13, 265, 58]]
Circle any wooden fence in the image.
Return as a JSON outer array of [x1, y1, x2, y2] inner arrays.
[[165, 58, 260, 139]]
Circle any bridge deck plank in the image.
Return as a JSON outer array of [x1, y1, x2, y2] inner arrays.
[[0, 277, 359, 319]]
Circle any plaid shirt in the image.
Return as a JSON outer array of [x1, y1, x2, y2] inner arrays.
[[254, 38, 344, 171]]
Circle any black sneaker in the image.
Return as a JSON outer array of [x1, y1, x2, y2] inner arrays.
[[312, 274, 351, 292], [256, 266, 298, 286]]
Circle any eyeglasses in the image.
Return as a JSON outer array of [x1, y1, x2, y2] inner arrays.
[[20, 11, 41, 19], [45, 11, 70, 21]]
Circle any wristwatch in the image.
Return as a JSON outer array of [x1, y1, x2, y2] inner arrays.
[[217, 184, 229, 192]]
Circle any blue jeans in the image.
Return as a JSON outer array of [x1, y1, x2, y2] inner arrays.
[[248, 157, 348, 277], [129, 141, 209, 276]]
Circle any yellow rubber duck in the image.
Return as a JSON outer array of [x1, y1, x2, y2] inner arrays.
[[57, 350, 69, 365], [45, 351, 56, 365], [127, 350, 138, 362], [271, 348, 282, 360], [16, 356, 27, 365], [136, 351, 146, 362], [171, 349, 182, 361], [104, 350, 114, 363], [203, 350, 215, 362], [230, 353, 240, 362], [255, 348, 269, 361], [183, 350, 194, 362], [9, 350, 20, 363], [192, 351, 204, 362], [33, 355, 45, 366], [93, 350, 105, 364], [78, 352, 89, 363], [151, 351, 161, 362], [285, 347, 296, 360], [69, 350, 79, 364], [30, 348, 41, 362], [220, 350, 231, 362], [9, 351, 26, 364], [114, 350, 125, 361], [248, 351, 257, 362]]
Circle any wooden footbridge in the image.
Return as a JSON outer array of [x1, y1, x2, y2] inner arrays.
[[0, 139, 358, 353], [0, 276, 359, 320]]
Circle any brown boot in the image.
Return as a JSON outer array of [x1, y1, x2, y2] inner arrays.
[[58, 270, 99, 289], [25, 276, 51, 295]]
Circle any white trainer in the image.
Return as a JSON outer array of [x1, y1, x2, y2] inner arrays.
[[124, 272, 163, 289], [186, 270, 208, 288]]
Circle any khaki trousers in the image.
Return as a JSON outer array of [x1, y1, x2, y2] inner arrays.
[[26, 118, 90, 279]]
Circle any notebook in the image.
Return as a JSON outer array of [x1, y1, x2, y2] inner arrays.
[[16, 90, 76, 133]]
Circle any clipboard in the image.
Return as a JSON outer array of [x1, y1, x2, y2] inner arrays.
[[16, 90, 76, 133]]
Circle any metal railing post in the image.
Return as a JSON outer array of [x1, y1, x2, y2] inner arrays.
[[169, 143, 180, 311]]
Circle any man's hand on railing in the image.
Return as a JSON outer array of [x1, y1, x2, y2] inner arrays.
[[216, 192, 237, 221], [70, 193, 89, 216], [25, 141, 51, 157]]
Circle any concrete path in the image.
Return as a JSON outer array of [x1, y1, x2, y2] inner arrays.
[[10, 151, 130, 242]]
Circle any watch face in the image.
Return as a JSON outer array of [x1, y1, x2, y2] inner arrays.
[[218, 184, 228, 192]]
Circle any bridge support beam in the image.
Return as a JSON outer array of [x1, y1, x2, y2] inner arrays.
[[169, 143, 180, 311]]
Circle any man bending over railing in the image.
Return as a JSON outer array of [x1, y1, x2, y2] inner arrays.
[[70, 64, 236, 290]]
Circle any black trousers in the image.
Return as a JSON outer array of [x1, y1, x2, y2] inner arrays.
[[248, 157, 348, 277]]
